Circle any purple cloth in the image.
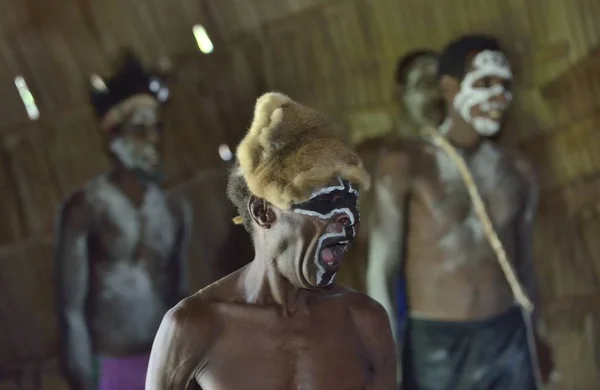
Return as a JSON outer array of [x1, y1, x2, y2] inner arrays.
[[98, 354, 149, 390]]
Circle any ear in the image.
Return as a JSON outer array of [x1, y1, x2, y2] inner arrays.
[[248, 195, 276, 229], [439, 75, 459, 102]]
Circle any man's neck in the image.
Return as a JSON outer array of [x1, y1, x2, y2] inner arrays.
[[241, 238, 309, 316], [108, 167, 150, 208], [442, 114, 482, 154]]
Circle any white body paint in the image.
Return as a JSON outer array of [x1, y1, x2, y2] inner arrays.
[[432, 140, 519, 270], [293, 178, 358, 286], [366, 178, 403, 341], [453, 50, 513, 136], [83, 175, 178, 347]]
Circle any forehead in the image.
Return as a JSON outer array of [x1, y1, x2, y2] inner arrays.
[[406, 57, 438, 83], [127, 104, 159, 124], [466, 50, 512, 75]]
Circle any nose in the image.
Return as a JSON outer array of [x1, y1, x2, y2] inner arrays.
[[146, 128, 159, 144], [495, 91, 508, 104]]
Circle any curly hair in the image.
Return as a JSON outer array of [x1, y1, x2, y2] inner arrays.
[[438, 35, 501, 81], [226, 161, 253, 232], [394, 49, 437, 86]]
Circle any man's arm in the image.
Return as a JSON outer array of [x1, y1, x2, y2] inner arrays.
[[368, 302, 398, 389], [366, 150, 411, 344], [55, 192, 95, 390], [513, 157, 540, 323], [514, 156, 555, 382], [146, 299, 209, 390], [169, 197, 193, 306], [350, 295, 397, 389]]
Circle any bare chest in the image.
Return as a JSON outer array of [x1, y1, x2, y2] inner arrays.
[[199, 307, 370, 390], [86, 178, 178, 262], [417, 145, 523, 250]]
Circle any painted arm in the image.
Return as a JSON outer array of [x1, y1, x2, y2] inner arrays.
[[514, 158, 540, 324], [514, 158, 556, 383], [169, 197, 193, 306], [146, 300, 208, 390], [55, 192, 95, 390], [366, 151, 410, 345], [366, 151, 411, 388]]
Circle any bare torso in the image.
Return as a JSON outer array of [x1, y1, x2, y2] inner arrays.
[[160, 267, 393, 390], [387, 139, 526, 320], [84, 175, 181, 355]]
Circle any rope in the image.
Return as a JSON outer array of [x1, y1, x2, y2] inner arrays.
[[425, 127, 533, 311]]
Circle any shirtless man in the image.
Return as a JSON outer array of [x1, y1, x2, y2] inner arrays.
[[145, 92, 396, 390], [366, 35, 553, 389], [55, 52, 191, 390], [338, 49, 444, 292]]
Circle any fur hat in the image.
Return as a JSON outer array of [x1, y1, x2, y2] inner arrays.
[[235, 92, 370, 210]]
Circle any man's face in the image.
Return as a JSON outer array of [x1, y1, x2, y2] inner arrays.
[[402, 55, 445, 127], [451, 50, 513, 137], [110, 104, 163, 179], [286, 178, 360, 288]]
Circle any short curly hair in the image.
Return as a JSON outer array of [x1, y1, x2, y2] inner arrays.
[[438, 35, 502, 81], [226, 161, 253, 232]]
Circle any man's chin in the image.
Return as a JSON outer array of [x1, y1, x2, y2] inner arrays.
[[130, 165, 165, 183]]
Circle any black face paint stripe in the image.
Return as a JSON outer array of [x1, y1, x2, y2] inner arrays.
[[292, 179, 360, 223]]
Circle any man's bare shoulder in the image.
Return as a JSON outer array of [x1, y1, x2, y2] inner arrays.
[[332, 287, 390, 326], [164, 290, 220, 339], [374, 137, 431, 175], [57, 188, 93, 228], [189, 267, 249, 304]]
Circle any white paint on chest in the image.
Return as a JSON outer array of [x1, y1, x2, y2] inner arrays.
[[96, 262, 165, 343], [84, 175, 176, 258], [432, 142, 516, 266]]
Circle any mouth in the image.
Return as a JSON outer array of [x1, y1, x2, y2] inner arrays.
[[319, 240, 349, 271], [140, 147, 159, 167], [488, 109, 503, 120]]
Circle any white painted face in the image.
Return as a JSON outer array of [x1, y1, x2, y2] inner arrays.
[[403, 56, 445, 127], [453, 50, 513, 136], [292, 178, 359, 287], [109, 105, 161, 174]]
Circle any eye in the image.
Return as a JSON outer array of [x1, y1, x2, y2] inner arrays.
[[338, 217, 351, 226]]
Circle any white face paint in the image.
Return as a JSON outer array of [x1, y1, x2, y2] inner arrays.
[[110, 137, 157, 173], [453, 50, 513, 137], [292, 178, 359, 287], [403, 56, 444, 127], [109, 105, 160, 174]]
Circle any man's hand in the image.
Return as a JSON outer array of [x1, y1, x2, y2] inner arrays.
[[534, 332, 555, 385]]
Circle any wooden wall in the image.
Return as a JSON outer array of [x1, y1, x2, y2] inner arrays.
[[216, 0, 600, 388]]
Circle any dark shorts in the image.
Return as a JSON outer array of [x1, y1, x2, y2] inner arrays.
[[402, 306, 537, 390]]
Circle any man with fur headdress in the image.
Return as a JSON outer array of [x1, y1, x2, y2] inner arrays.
[[55, 51, 191, 390], [145, 92, 396, 390]]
